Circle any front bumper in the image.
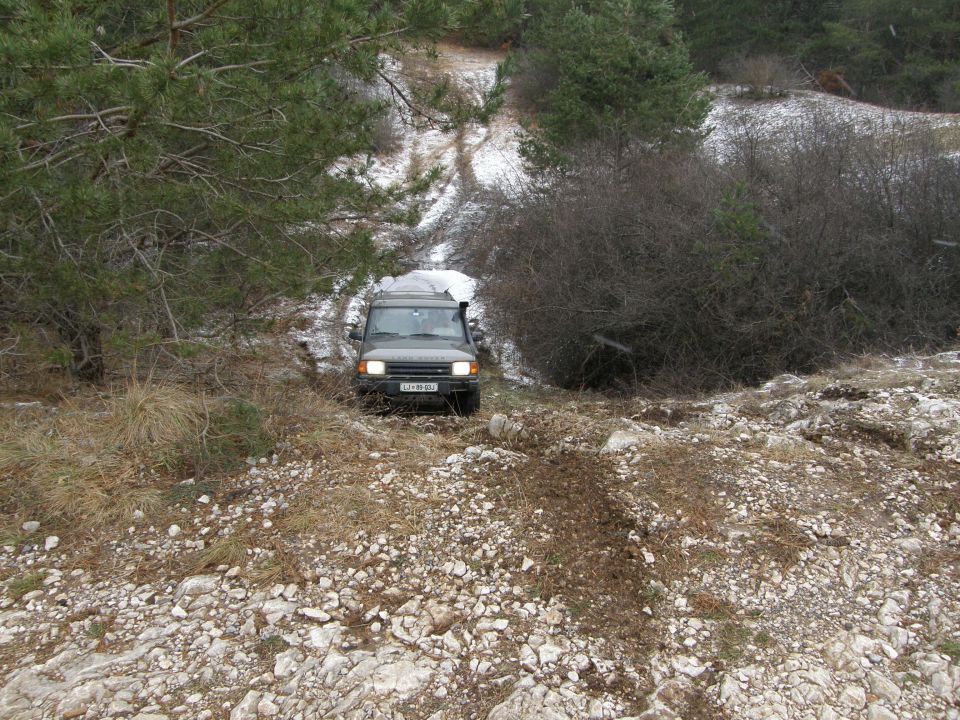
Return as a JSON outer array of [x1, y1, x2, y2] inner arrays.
[[356, 375, 479, 399]]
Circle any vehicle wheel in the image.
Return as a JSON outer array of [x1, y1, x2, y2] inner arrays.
[[454, 390, 480, 417]]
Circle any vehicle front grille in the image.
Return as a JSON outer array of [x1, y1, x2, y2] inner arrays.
[[386, 362, 450, 376]]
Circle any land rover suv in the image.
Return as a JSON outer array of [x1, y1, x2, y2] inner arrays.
[[348, 289, 481, 415]]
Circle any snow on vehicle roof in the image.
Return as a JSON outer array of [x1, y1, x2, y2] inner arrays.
[[375, 270, 477, 305]]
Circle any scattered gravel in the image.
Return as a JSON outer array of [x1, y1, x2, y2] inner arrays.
[[2, 353, 958, 719]]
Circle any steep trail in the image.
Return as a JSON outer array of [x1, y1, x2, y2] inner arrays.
[[295, 44, 523, 375]]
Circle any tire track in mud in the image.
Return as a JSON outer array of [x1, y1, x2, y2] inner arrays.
[[485, 449, 656, 713], [484, 443, 727, 719]]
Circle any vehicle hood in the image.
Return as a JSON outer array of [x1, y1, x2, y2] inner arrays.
[[361, 340, 474, 363]]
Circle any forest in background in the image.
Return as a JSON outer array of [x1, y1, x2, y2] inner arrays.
[[465, 0, 960, 111], [676, 0, 960, 111]]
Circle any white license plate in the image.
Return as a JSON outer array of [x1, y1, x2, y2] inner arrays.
[[400, 382, 438, 393]]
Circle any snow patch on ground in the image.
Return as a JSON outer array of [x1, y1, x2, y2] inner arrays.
[[704, 85, 960, 160]]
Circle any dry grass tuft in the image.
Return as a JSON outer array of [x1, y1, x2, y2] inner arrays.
[[104, 379, 202, 451], [6, 571, 43, 600], [280, 482, 431, 545], [0, 381, 204, 537], [759, 517, 813, 568], [690, 591, 737, 619], [248, 541, 303, 585], [192, 535, 252, 573]]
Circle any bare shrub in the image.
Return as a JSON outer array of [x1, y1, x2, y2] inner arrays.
[[724, 55, 800, 97], [477, 112, 960, 392], [369, 107, 403, 155], [509, 49, 560, 114]]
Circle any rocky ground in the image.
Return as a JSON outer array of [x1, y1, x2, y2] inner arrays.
[[2, 350, 959, 720]]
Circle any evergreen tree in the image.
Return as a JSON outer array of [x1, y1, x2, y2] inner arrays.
[[812, 0, 960, 108], [0, 0, 503, 380], [518, 0, 708, 167], [677, 0, 960, 111]]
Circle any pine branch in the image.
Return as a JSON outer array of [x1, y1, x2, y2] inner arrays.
[[15, 106, 131, 131], [375, 69, 444, 127], [129, 0, 234, 51]]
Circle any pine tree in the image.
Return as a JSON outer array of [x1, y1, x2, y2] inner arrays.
[[519, 0, 709, 167], [0, 0, 502, 380]]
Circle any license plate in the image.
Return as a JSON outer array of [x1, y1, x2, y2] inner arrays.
[[400, 382, 438, 393]]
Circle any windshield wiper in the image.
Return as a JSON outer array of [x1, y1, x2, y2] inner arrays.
[[370, 331, 400, 336], [409, 333, 440, 337]]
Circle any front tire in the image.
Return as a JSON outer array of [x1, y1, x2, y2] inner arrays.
[[454, 389, 480, 417]]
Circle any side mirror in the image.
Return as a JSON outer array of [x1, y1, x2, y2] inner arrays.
[[471, 330, 485, 343], [347, 328, 363, 341]]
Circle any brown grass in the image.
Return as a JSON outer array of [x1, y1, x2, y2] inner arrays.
[[759, 517, 813, 568], [279, 482, 434, 545], [627, 441, 726, 534], [103, 379, 202, 451], [690, 591, 736, 620], [0, 386, 190, 536], [191, 535, 252, 573], [505, 452, 655, 672], [5, 571, 44, 600], [248, 541, 303, 586]]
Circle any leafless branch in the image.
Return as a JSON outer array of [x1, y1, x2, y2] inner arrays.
[[15, 106, 131, 131], [91, 42, 153, 68], [376, 69, 444, 127], [176, 50, 208, 69], [209, 60, 273, 74]]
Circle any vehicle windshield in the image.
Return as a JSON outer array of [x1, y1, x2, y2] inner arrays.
[[366, 306, 466, 341]]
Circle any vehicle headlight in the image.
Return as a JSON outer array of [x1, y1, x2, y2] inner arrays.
[[360, 360, 386, 375], [451, 361, 477, 376]]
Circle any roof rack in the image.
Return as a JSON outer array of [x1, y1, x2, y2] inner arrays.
[[375, 275, 457, 299], [373, 288, 454, 300]]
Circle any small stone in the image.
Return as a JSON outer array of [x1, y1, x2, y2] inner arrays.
[[931, 671, 954, 699], [867, 671, 901, 704], [257, 698, 279, 716], [537, 643, 565, 665], [298, 607, 331, 622], [230, 691, 260, 720], [175, 575, 220, 598], [601, 431, 642, 453], [877, 598, 900, 626], [719, 675, 742, 704], [521, 557, 535, 572], [896, 537, 923, 554], [167, 524, 182, 538], [520, 645, 538, 672], [673, 655, 707, 678], [838, 684, 867, 709], [543, 609, 563, 626], [867, 704, 898, 720], [44, 536, 59, 551], [171, 605, 188, 619], [21, 521, 40, 533]]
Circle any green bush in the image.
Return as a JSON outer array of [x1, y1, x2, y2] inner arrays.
[[196, 399, 274, 476], [457, 0, 527, 46], [516, 0, 708, 167]]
